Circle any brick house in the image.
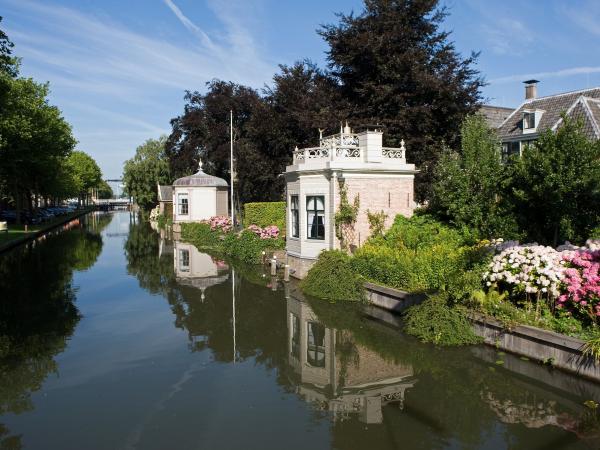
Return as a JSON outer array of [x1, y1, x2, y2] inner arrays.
[[284, 124, 417, 277]]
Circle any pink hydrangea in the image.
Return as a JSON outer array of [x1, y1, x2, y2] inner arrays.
[[202, 216, 232, 233], [246, 224, 280, 240], [558, 249, 600, 323]]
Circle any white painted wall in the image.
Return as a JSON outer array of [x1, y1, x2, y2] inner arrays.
[[173, 186, 220, 223]]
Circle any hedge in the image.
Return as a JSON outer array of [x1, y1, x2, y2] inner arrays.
[[243, 202, 286, 235]]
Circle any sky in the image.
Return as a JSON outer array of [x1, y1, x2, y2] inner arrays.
[[1, 0, 600, 178]]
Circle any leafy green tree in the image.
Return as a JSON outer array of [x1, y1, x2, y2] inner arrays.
[[429, 115, 518, 239], [319, 0, 484, 201], [0, 17, 17, 78], [508, 116, 600, 245], [0, 77, 76, 220], [97, 180, 113, 199], [66, 151, 102, 206], [123, 136, 170, 210]]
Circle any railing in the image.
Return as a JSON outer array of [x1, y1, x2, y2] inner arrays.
[[291, 134, 407, 164]]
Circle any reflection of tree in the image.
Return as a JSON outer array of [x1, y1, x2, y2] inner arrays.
[[0, 217, 103, 446]]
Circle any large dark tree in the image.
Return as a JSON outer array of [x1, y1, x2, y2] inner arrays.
[[319, 0, 484, 200], [166, 64, 346, 204]]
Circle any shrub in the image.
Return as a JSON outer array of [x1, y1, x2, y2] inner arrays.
[[181, 222, 221, 248], [403, 295, 482, 346], [224, 230, 284, 264], [301, 250, 366, 303], [558, 249, 600, 325], [247, 224, 280, 239], [243, 202, 286, 235]]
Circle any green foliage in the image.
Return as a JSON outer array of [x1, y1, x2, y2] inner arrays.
[[403, 295, 482, 346], [508, 115, 600, 245], [366, 210, 387, 238], [243, 202, 286, 233], [123, 136, 170, 210], [67, 151, 102, 201], [181, 222, 284, 264], [301, 250, 366, 303], [334, 183, 359, 250], [97, 180, 113, 199], [156, 213, 172, 230], [352, 215, 481, 299], [429, 115, 519, 239], [583, 329, 600, 362]]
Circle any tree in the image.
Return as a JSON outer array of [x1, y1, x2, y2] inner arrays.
[[0, 77, 76, 220], [429, 115, 518, 239], [319, 0, 484, 201], [0, 16, 17, 78], [97, 180, 113, 199], [123, 136, 170, 210], [508, 116, 600, 245], [67, 151, 102, 206]]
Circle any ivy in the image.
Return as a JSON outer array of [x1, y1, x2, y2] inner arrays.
[[334, 181, 359, 251]]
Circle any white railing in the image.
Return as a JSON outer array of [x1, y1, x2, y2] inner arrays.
[[382, 147, 405, 159]]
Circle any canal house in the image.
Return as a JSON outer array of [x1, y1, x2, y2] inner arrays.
[[284, 124, 417, 277], [172, 161, 229, 232]]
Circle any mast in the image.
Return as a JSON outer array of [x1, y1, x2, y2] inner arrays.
[[230, 110, 235, 226]]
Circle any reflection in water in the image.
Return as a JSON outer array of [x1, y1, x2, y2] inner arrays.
[[3, 216, 598, 450], [286, 294, 416, 424], [0, 213, 109, 449]]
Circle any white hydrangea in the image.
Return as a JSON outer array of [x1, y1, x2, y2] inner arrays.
[[483, 244, 565, 299]]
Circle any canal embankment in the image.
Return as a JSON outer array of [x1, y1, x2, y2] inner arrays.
[[365, 281, 600, 383], [0, 208, 93, 254]]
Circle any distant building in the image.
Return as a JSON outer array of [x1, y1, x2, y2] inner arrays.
[[284, 123, 417, 278], [497, 81, 600, 158], [171, 162, 229, 232], [157, 184, 173, 217]]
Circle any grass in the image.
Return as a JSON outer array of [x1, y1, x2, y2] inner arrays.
[[0, 209, 90, 248]]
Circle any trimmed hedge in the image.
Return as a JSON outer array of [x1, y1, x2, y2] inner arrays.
[[243, 202, 286, 235]]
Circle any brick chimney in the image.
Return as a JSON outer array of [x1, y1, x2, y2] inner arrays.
[[524, 79, 539, 100]]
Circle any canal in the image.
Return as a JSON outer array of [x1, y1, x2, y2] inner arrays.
[[1, 211, 599, 450]]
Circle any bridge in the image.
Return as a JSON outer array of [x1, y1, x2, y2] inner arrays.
[[93, 198, 132, 210]]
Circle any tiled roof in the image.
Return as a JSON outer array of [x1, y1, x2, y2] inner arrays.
[[478, 105, 514, 128], [497, 87, 600, 140], [158, 185, 173, 202]]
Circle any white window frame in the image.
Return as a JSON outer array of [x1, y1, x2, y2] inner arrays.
[[178, 193, 189, 215]]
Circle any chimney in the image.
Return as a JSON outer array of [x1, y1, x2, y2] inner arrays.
[[524, 79, 539, 100]]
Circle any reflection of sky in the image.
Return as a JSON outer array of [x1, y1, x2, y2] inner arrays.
[[2, 214, 330, 450]]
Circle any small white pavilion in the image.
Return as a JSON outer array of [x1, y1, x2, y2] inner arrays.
[[172, 162, 229, 231], [284, 124, 417, 278]]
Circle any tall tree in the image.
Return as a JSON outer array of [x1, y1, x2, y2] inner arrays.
[[319, 0, 484, 201], [123, 136, 170, 210], [0, 17, 17, 78], [508, 116, 600, 246], [429, 115, 518, 239], [67, 151, 102, 206]]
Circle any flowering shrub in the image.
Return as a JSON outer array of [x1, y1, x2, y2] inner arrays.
[[246, 224, 280, 240], [483, 244, 564, 299], [204, 216, 232, 233], [558, 249, 600, 324]]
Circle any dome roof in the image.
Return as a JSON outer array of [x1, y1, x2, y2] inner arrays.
[[173, 161, 228, 187]]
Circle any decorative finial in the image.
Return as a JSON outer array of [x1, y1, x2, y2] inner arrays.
[[343, 120, 351, 134], [340, 121, 343, 135], [198, 160, 204, 172], [294, 145, 299, 151], [400, 139, 406, 152], [318, 128, 324, 140]]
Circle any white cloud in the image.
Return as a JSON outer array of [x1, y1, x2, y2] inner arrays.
[[482, 18, 534, 56], [490, 66, 600, 84], [0, 0, 276, 177], [561, 0, 600, 36]]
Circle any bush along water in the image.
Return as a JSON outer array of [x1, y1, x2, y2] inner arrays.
[[243, 202, 286, 236], [403, 294, 482, 346], [300, 250, 366, 303], [181, 216, 284, 264]]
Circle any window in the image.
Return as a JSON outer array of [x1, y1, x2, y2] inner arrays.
[[523, 112, 535, 129], [290, 195, 299, 238], [502, 141, 520, 161], [179, 249, 190, 272], [306, 196, 325, 240], [307, 322, 325, 367], [290, 313, 300, 359], [178, 193, 188, 215]]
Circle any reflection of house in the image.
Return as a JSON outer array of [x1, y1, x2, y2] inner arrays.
[[286, 293, 416, 424], [172, 161, 229, 232], [173, 241, 229, 297], [284, 124, 417, 278]]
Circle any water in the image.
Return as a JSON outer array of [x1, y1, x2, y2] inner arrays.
[[1, 211, 599, 450]]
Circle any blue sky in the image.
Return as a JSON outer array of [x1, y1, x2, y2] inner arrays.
[[1, 0, 599, 178]]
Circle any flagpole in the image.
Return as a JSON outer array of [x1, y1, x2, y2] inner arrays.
[[232, 267, 236, 364], [230, 110, 234, 226]]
